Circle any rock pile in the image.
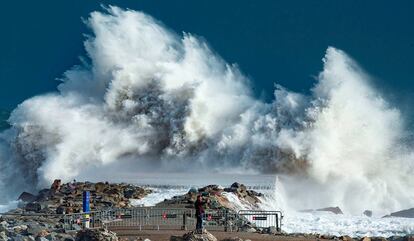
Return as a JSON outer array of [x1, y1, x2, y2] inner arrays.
[[0, 215, 74, 241], [223, 182, 262, 205], [15, 180, 152, 214], [157, 182, 262, 211], [75, 228, 118, 241]]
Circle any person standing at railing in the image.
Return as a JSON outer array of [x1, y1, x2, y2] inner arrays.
[[195, 195, 209, 233]]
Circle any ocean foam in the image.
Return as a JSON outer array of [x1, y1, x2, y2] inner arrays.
[[0, 6, 413, 221]]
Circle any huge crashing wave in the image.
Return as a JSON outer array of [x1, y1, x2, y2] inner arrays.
[[0, 6, 413, 215]]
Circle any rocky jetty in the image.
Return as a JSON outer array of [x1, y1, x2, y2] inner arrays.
[[301, 206, 343, 215], [316, 206, 343, 214], [0, 181, 151, 241], [15, 180, 152, 214], [157, 182, 262, 211], [383, 208, 414, 218]]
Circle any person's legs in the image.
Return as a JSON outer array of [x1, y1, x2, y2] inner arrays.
[[200, 213, 204, 231], [196, 214, 202, 231]]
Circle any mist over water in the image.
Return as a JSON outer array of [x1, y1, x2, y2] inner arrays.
[[0, 6, 413, 216]]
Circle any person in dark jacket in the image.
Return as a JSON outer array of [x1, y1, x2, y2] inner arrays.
[[194, 195, 209, 232]]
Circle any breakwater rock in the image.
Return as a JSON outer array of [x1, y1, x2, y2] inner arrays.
[[15, 180, 152, 214], [157, 182, 263, 211]]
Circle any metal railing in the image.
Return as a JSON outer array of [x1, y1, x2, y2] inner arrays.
[[62, 207, 237, 231], [238, 210, 283, 231], [63, 208, 191, 231], [2, 205, 283, 233], [60, 207, 283, 232], [103, 208, 192, 230], [136, 184, 274, 191]]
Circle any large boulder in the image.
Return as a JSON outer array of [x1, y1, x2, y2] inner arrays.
[[26, 223, 44, 236], [171, 230, 217, 241], [220, 238, 243, 241], [18, 192, 36, 203], [363, 210, 373, 217], [25, 203, 43, 212], [239, 223, 257, 233], [56, 205, 66, 214], [75, 228, 118, 241], [224, 183, 247, 197], [339, 235, 355, 241], [0, 221, 8, 232], [0, 231, 8, 241]]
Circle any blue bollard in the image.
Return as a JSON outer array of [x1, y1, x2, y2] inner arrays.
[[82, 191, 90, 228]]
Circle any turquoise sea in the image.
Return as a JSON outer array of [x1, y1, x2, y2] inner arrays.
[[0, 110, 10, 131]]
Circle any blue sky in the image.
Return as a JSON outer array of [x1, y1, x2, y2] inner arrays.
[[1, 0, 413, 110]]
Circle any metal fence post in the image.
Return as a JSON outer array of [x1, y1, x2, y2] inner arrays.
[[224, 209, 228, 232], [182, 213, 187, 230], [276, 213, 279, 232]]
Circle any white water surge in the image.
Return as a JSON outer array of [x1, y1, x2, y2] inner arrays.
[[0, 6, 413, 232]]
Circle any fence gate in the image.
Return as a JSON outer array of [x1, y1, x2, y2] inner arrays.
[[238, 210, 283, 231]]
